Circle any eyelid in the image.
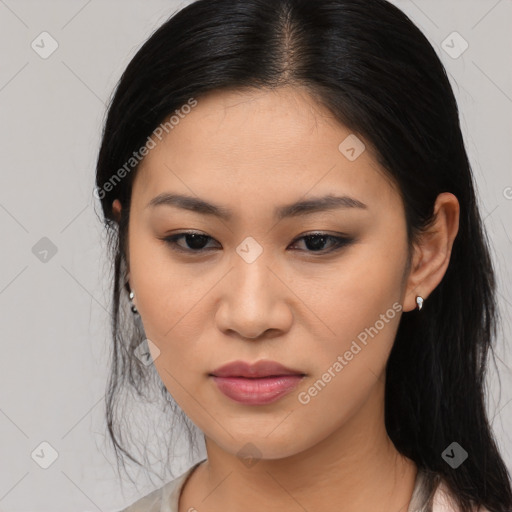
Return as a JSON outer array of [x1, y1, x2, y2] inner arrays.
[[159, 230, 354, 255]]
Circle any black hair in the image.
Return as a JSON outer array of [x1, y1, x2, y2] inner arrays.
[[94, 0, 512, 510]]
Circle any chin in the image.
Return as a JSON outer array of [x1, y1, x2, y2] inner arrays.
[[206, 425, 317, 463]]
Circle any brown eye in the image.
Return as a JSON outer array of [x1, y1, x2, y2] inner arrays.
[[288, 233, 353, 253], [162, 232, 219, 252], [161, 231, 353, 256]]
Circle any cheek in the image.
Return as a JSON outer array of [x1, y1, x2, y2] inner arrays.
[[128, 231, 210, 391], [129, 226, 202, 334], [295, 235, 406, 398], [293, 288, 402, 445], [302, 235, 406, 345]]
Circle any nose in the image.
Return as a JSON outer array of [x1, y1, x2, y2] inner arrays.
[[214, 256, 293, 341]]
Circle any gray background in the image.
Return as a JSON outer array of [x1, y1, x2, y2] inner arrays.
[[0, 1, 511, 510]]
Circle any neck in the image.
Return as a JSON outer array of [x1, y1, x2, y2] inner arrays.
[[180, 380, 418, 512]]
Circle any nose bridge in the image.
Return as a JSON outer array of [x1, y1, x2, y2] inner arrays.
[[215, 240, 290, 338], [232, 241, 276, 310]]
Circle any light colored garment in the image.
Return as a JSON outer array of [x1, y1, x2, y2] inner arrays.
[[117, 458, 485, 512]]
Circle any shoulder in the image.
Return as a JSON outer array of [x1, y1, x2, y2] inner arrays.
[[117, 459, 206, 512], [432, 480, 490, 512], [411, 468, 490, 512], [117, 485, 162, 512]]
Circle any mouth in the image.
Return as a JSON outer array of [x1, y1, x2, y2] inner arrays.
[[210, 359, 305, 378], [209, 360, 306, 405]]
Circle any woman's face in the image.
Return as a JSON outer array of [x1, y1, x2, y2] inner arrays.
[[122, 86, 415, 460]]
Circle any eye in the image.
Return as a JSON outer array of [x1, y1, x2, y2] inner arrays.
[[160, 231, 353, 255], [162, 232, 220, 252], [289, 232, 353, 253]]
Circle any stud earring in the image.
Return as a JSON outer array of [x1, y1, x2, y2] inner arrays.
[[129, 290, 138, 314], [416, 296, 424, 311]]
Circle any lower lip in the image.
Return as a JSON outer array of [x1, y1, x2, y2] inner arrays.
[[210, 375, 304, 405]]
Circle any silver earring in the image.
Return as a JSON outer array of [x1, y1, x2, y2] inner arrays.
[[416, 296, 424, 311], [129, 290, 138, 314]]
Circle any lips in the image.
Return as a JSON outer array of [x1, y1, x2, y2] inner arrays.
[[209, 360, 306, 405], [210, 360, 305, 378]]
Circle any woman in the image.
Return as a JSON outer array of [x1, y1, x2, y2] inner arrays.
[[95, 0, 512, 510]]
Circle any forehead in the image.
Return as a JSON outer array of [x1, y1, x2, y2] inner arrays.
[[132, 86, 400, 215]]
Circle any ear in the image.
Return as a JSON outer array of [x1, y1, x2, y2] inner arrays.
[[112, 199, 132, 288], [112, 199, 122, 223], [403, 192, 460, 312]]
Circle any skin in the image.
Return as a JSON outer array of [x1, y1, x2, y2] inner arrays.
[[112, 85, 459, 512]]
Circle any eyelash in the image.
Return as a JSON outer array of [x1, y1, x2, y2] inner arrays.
[[160, 231, 353, 255]]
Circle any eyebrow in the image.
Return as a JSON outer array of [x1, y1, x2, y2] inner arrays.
[[146, 193, 368, 221]]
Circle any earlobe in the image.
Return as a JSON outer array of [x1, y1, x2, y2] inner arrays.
[[403, 192, 460, 312], [112, 199, 122, 222]]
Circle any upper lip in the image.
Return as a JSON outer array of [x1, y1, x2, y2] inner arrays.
[[210, 360, 305, 378]]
